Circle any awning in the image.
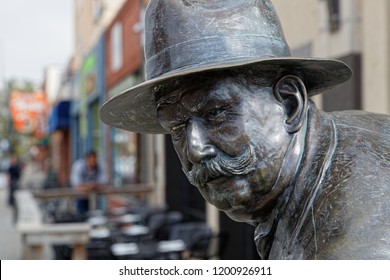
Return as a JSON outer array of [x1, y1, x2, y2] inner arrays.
[[47, 101, 71, 133]]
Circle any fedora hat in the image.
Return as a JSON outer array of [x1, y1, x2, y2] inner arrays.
[[100, 0, 352, 134]]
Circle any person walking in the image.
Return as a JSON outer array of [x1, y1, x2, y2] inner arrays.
[[7, 155, 21, 207]]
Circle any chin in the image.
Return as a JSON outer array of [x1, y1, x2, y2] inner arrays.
[[224, 207, 255, 223], [209, 196, 258, 223], [200, 177, 263, 219]]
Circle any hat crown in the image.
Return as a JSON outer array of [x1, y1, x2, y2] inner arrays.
[[144, 0, 291, 80], [99, 0, 351, 134]]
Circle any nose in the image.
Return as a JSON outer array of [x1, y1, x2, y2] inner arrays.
[[186, 120, 217, 164]]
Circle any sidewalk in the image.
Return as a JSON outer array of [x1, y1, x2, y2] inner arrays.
[[0, 185, 22, 259]]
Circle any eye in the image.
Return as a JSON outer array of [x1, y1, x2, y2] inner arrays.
[[205, 105, 229, 123]]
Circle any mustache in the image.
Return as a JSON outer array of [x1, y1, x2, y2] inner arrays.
[[185, 145, 257, 187]]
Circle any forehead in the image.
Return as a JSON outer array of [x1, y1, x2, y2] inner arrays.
[[158, 76, 236, 109], [156, 70, 273, 108]]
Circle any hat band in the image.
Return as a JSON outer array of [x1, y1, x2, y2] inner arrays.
[[145, 35, 291, 80]]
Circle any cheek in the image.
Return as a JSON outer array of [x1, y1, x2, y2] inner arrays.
[[245, 100, 286, 146], [212, 122, 250, 155], [171, 138, 190, 170]]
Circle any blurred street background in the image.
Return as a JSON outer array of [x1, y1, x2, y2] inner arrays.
[[0, 0, 389, 260], [0, 182, 21, 259]]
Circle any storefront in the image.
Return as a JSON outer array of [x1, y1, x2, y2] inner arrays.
[[71, 35, 106, 163], [107, 74, 143, 186], [104, 0, 145, 186], [47, 100, 71, 186]]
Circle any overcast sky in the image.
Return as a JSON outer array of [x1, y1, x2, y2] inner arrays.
[[0, 0, 73, 88]]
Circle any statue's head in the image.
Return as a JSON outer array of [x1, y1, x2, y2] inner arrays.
[[100, 0, 352, 222], [156, 69, 316, 222]]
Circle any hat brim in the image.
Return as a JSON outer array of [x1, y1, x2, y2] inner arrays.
[[100, 57, 352, 134]]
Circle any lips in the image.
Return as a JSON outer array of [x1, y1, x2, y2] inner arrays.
[[201, 176, 252, 211]]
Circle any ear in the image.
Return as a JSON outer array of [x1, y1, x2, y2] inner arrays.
[[274, 75, 308, 134]]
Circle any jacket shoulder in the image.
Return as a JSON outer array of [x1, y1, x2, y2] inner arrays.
[[329, 110, 390, 137]]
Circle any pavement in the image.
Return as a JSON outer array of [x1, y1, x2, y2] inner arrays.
[[0, 182, 22, 259]]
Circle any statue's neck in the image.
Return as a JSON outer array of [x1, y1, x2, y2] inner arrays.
[[253, 105, 309, 259], [254, 104, 338, 259], [283, 107, 337, 249]]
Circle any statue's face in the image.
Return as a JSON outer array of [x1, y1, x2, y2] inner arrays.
[[157, 74, 292, 222]]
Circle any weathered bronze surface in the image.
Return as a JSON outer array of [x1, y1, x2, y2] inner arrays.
[[100, 0, 390, 259]]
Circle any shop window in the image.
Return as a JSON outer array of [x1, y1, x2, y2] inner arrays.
[[327, 0, 341, 32], [323, 54, 362, 111], [112, 130, 138, 185], [91, 102, 101, 152]]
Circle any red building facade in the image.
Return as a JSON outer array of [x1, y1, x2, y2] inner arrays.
[[104, 0, 145, 186]]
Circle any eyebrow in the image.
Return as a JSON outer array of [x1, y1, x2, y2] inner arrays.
[[190, 94, 210, 114], [156, 75, 242, 113], [156, 86, 187, 109]]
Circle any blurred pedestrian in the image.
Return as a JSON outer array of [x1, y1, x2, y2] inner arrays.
[[70, 150, 108, 215], [6, 155, 21, 207]]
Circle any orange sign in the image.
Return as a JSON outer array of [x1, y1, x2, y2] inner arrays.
[[9, 90, 48, 137]]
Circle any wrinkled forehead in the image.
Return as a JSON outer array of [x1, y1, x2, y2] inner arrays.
[[155, 76, 242, 130], [155, 68, 275, 108]]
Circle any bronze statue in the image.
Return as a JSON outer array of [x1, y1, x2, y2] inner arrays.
[[100, 0, 390, 259]]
